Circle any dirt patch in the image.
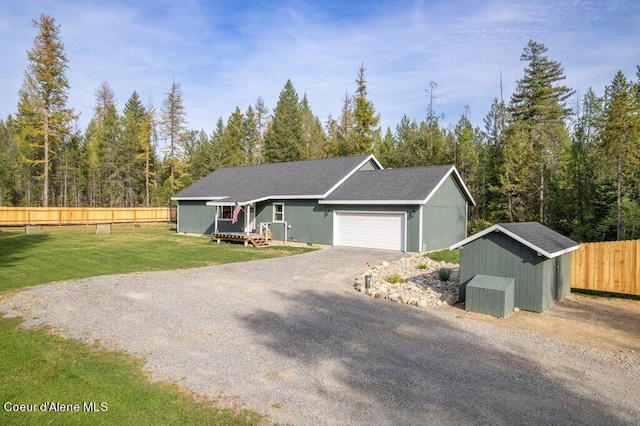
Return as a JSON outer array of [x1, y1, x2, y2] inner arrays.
[[456, 293, 640, 353]]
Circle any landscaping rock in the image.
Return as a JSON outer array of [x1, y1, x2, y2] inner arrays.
[[355, 254, 460, 310]]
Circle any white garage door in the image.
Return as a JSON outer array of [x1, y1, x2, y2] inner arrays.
[[334, 211, 405, 251]]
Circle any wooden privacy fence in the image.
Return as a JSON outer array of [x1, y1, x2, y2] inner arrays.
[[571, 239, 640, 296], [0, 207, 171, 226]]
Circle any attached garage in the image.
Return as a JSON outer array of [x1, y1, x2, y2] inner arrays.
[[333, 211, 406, 251]]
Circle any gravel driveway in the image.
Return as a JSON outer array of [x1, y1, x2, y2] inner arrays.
[[1, 247, 638, 425]]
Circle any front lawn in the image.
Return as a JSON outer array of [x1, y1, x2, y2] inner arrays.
[[0, 224, 311, 293], [0, 224, 312, 425]]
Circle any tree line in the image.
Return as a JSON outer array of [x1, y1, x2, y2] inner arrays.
[[1, 14, 639, 242]]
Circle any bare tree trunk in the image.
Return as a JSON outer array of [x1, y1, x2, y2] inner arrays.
[[145, 146, 150, 207], [540, 165, 544, 224], [43, 109, 49, 207]]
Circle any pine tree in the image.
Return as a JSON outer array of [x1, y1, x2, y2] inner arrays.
[[508, 40, 574, 224], [327, 93, 356, 157], [0, 116, 20, 205], [217, 107, 246, 168], [602, 71, 640, 240], [300, 94, 326, 159], [121, 91, 154, 206], [483, 98, 510, 223], [264, 80, 303, 162], [253, 97, 270, 164], [374, 127, 397, 168], [83, 82, 120, 206], [16, 14, 74, 206], [184, 129, 215, 184], [352, 64, 381, 154], [159, 81, 188, 194], [243, 106, 258, 165]]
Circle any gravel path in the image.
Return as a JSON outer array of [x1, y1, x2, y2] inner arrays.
[[1, 247, 638, 425]]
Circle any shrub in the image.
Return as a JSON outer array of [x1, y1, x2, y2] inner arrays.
[[385, 274, 403, 284], [437, 268, 451, 281], [417, 263, 427, 269]]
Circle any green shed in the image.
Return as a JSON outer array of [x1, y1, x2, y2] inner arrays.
[[450, 222, 579, 313]]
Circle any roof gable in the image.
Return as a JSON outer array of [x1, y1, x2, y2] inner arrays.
[[450, 221, 579, 258], [172, 154, 379, 203], [321, 165, 475, 205]]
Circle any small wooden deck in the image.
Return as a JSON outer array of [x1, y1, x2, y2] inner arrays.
[[212, 232, 269, 248]]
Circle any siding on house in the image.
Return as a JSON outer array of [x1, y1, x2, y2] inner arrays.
[[423, 175, 468, 252], [255, 200, 421, 250], [459, 231, 548, 312], [256, 200, 333, 244], [177, 201, 215, 234]]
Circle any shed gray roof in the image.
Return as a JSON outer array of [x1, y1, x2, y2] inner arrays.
[[450, 221, 579, 258], [172, 154, 377, 204], [321, 164, 475, 205]]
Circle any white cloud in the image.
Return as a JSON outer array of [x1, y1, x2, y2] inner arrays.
[[1, 0, 639, 139]]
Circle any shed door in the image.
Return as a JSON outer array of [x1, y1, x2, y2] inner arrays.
[[334, 211, 405, 251]]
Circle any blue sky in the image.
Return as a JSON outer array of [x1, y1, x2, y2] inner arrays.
[[1, 0, 639, 142]]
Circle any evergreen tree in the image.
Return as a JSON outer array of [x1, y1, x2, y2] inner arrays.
[[483, 97, 510, 223], [243, 105, 258, 165], [327, 93, 355, 156], [264, 80, 303, 162], [602, 71, 640, 240], [374, 127, 397, 168], [508, 40, 573, 224], [0, 116, 20, 205], [16, 14, 74, 206], [82, 82, 120, 206], [159, 81, 188, 194], [300, 94, 326, 159], [121, 91, 154, 206], [352, 64, 381, 154], [217, 107, 246, 168], [253, 97, 270, 164], [184, 129, 215, 185]]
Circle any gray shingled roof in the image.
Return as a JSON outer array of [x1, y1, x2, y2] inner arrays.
[[498, 222, 579, 257], [450, 221, 579, 258], [173, 154, 374, 203], [322, 165, 475, 204]]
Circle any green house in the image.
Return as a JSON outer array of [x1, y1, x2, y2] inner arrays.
[[450, 222, 580, 313], [172, 154, 475, 252]]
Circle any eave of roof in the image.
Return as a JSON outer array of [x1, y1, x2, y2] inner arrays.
[[449, 223, 580, 258]]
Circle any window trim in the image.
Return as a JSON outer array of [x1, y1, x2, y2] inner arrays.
[[218, 205, 233, 221], [273, 202, 285, 222]]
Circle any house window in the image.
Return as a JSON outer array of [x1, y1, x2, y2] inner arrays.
[[220, 206, 233, 220], [273, 203, 284, 222]]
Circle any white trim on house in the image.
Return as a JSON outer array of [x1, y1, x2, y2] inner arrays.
[[319, 199, 424, 205], [322, 154, 382, 198], [449, 224, 580, 258], [173, 196, 228, 201], [273, 202, 285, 223], [418, 205, 424, 253], [423, 166, 476, 206]]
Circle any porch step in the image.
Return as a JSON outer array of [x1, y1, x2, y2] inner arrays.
[[212, 232, 269, 248], [248, 236, 268, 247]]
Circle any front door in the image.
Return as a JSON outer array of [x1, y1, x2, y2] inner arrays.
[[246, 204, 256, 233]]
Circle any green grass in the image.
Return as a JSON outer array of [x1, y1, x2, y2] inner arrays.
[[385, 274, 403, 284], [0, 317, 262, 425], [0, 224, 311, 293], [0, 224, 313, 425], [426, 249, 460, 264]]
